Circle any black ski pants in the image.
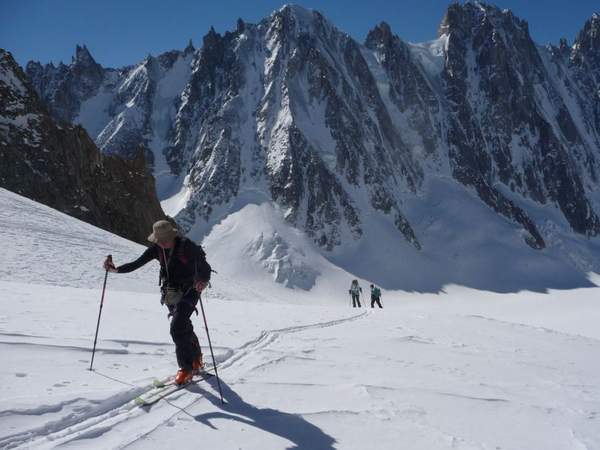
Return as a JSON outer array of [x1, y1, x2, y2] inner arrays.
[[371, 295, 383, 308], [168, 295, 202, 371], [352, 293, 361, 308]]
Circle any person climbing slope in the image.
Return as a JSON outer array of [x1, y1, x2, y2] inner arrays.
[[370, 284, 383, 308], [103, 220, 212, 385], [349, 280, 362, 308]]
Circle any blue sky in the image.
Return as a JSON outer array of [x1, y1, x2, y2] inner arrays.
[[1, 0, 598, 68]]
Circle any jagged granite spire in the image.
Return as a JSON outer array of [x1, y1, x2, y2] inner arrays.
[[73, 44, 97, 65], [572, 12, 600, 65], [25, 44, 104, 123], [184, 39, 195, 55]]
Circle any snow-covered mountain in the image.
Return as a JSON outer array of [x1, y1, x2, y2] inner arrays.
[[23, 2, 600, 290], [0, 49, 165, 243]]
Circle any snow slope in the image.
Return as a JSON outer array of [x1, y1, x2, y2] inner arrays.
[[1, 189, 599, 449]]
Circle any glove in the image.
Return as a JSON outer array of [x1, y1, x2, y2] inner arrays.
[[194, 280, 208, 293], [103, 256, 117, 273]]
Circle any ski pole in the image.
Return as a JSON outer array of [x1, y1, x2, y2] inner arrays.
[[90, 255, 111, 371], [198, 295, 224, 404]]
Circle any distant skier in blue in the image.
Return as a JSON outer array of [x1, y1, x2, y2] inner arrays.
[[370, 284, 383, 309]]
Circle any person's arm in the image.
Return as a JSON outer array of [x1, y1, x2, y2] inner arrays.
[[114, 246, 157, 274], [193, 246, 211, 282], [188, 241, 211, 291]]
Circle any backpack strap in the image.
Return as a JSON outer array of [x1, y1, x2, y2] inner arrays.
[[177, 237, 193, 265], [157, 241, 176, 286]]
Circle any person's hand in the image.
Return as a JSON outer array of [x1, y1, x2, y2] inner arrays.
[[194, 280, 208, 293], [103, 256, 117, 273]]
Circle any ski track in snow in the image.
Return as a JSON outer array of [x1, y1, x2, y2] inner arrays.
[[214, 311, 369, 373], [464, 313, 600, 344], [0, 311, 368, 449]]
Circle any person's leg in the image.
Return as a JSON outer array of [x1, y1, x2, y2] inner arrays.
[[191, 331, 202, 360], [352, 294, 357, 307], [371, 296, 375, 308], [376, 298, 383, 308], [170, 301, 198, 370]]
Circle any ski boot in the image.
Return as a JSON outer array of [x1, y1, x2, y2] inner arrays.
[[175, 368, 193, 385]]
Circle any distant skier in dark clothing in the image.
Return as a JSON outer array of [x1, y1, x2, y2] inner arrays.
[[103, 220, 212, 385], [349, 280, 362, 308], [370, 284, 383, 309]]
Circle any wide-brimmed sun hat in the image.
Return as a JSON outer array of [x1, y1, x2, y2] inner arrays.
[[147, 220, 178, 244]]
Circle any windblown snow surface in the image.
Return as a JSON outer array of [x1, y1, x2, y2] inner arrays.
[[0, 187, 599, 449]]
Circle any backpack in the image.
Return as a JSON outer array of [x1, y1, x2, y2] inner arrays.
[[373, 287, 381, 298]]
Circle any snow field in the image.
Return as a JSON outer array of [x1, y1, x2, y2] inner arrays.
[[1, 188, 599, 449]]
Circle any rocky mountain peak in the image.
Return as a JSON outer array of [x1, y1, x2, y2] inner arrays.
[[25, 60, 42, 71], [183, 39, 195, 56], [202, 26, 222, 50], [582, 12, 600, 39], [236, 18, 245, 33], [547, 37, 571, 61], [275, 4, 315, 22], [73, 44, 99, 68], [1, 49, 38, 116], [572, 12, 600, 64], [267, 3, 332, 41], [24, 44, 106, 123], [25, 60, 50, 76], [438, 2, 528, 40], [365, 22, 395, 49]]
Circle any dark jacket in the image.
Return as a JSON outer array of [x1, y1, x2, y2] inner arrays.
[[117, 237, 211, 289]]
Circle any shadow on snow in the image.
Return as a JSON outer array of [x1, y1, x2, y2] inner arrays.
[[190, 377, 336, 450]]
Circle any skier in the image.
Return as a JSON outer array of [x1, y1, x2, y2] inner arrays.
[[349, 280, 362, 308], [370, 284, 383, 309], [103, 219, 212, 385]]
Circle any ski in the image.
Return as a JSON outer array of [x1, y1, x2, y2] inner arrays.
[[134, 371, 213, 407], [150, 363, 214, 389]]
